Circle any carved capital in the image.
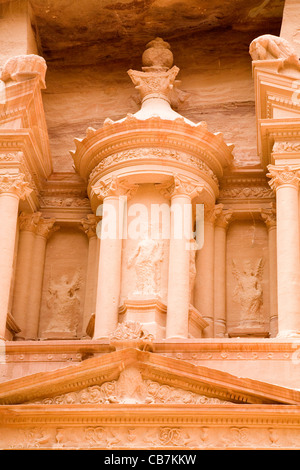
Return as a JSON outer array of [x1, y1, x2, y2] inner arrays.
[[261, 205, 276, 229], [80, 214, 99, 239], [204, 203, 224, 224], [267, 165, 300, 190], [92, 176, 139, 200], [215, 207, 234, 228], [156, 175, 203, 200], [128, 66, 179, 103], [36, 218, 59, 239], [1, 54, 47, 88], [19, 212, 42, 232], [0, 173, 32, 199]]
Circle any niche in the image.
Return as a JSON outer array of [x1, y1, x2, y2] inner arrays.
[[39, 226, 88, 339]]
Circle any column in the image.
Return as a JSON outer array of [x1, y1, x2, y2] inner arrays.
[[267, 165, 300, 337], [194, 204, 222, 337], [92, 177, 138, 339], [159, 175, 203, 339], [0, 173, 31, 340], [261, 205, 278, 337], [25, 217, 58, 340], [79, 214, 99, 336], [12, 211, 42, 340], [213, 208, 233, 337]]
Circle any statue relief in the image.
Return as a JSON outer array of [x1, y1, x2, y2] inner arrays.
[[42, 270, 82, 338], [232, 259, 264, 328], [128, 238, 163, 297]]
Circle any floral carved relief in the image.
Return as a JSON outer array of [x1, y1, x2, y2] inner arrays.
[[32, 366, 230, 405]]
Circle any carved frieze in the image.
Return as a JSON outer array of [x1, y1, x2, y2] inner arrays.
[[88, 148, 218, 185], [219, 186, 274, 199], [39, 196, 90, 208], [273, 141, 300, 153], [2, 424, 300, 450]]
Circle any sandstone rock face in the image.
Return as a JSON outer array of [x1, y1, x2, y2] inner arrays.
[[28, 0, 284, 171]]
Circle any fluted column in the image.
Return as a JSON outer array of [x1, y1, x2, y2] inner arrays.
[[214, 207, 233, 337], [267, 165, 300, 337], [92, 177, 138, 339], [0, 173, 32, 339], [195, 204, 222, 337], [80, 214, 99, 336], [26, 217, 58, 340], [158, 175, 203, 338], [261, 205, 278, 337], [12, 212, 42, 340]]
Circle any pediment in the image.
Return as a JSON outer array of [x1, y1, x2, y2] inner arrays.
[[0, 348, 299, 406]]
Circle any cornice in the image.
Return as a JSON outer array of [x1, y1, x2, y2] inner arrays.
[[70, 116, 234, 184], [0, 74, 53, 190]]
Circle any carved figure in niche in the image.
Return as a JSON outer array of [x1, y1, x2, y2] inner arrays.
[[43, 270, 81, 338], [232, 259, 264, 327], [128, 238, 163, 296], [249, 34, 300, 68]]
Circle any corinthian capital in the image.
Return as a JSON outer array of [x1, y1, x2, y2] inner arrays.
[[36, 217, 59, 239], [261, 204, 276, 229], [0, 173, 32, 199], [215, 206, 233, 228], [19, 212, 42, 232], [92, 176, 139, 200], [79, 214, 99, 239], [156, 174, 203, 200], [204, 203, 225, 224], [267, 165, 300, 190]]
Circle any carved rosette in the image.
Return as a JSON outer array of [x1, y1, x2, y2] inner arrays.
[[156, 174, 203, 200], [92, 176, 139, 200], [267, 165, 300, 190], [0, 173, 32, 199]]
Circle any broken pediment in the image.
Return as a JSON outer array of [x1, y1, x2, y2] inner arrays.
[[0, 348, 299, 406]]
